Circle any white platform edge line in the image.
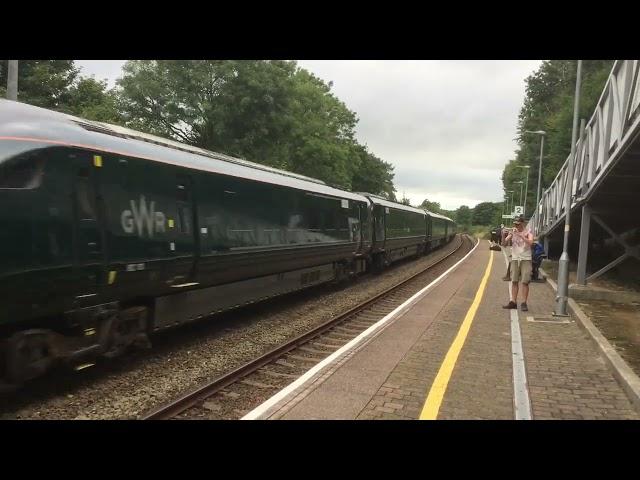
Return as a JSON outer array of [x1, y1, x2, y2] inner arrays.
[[502, 243, 532, 420], [242, 237, 480, 420], [510, 308, 532, 420]]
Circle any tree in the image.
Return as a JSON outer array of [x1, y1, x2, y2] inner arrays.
[[116, 60, 383, 191], [455, 205, 472, 227], [350, 144, 396, 199], [0, 60, 78, 109], [419, 198, 442, 214], [472, 201, 503, 226], [64, 76, 122, 124], [505, 60, 614, 214]]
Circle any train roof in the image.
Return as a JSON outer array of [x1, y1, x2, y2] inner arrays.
[[0, 100, 368, 203], [362, 194, 427, 216], [424, 210, 454, 223]]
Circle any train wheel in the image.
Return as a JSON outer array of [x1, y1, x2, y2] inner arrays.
[[4, 330, 55, 384], [371, 253, 385, 273]]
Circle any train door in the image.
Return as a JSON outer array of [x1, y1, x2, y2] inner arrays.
[[72, 151, 106, 302], [167, 174, 198, 286], [374, 204, 386, 251], [359, 201, 372, 253]]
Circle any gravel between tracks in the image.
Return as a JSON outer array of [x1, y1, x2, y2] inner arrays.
[[0, 236, 472, 420]]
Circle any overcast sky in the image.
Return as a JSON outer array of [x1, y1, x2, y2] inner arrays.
[[76, 60, 541, 210]]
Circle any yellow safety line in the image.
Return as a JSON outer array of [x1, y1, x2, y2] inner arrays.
[[419, 249, 494, 420]]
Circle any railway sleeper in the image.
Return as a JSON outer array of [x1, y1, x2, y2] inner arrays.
[[258, 368, 299, 380]]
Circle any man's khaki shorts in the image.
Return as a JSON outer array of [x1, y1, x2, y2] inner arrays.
[[510, 259, 532, 284]]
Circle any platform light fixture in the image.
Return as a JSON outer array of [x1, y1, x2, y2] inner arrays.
[[513, 180, 524, 212]]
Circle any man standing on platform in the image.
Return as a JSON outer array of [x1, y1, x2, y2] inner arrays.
[[502, 216, 534, 312]]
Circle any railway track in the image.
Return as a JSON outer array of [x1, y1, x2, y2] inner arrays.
[[140, 234, 475, 420]]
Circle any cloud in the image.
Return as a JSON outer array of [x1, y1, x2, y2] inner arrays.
[[76, 60, 126, 87], [297, 60, 540, 209], [76, 60, 541, 209]]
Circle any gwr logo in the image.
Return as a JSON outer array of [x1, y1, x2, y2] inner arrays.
[[121, 195, 166, 237]]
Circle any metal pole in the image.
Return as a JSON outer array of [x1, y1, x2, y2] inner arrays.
[[7, 60, 18, 101], [535, 135, 545, 218], [523, 168, 529, 217], [519, 183, 523, 208], [576, 203, 591, 285], [509, 191, 514, 215], [554, 60, 582, 317]]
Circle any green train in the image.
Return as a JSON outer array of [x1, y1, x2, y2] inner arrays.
[[0, 100, 455, 387]]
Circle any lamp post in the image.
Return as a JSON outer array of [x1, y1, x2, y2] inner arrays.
[[508, 190, 514, 216], [514, 181, 524, 213], [7, 60, 18, 101], [515, 166, 530, 216], [525, 130, 546, 219], [554, 60, 582, 317]]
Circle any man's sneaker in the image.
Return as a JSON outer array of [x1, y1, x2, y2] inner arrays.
[[502, 301, 517, 309], [521, 302, 528, 312]]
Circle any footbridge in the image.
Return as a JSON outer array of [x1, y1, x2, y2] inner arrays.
[[529, 60, 640, 285]]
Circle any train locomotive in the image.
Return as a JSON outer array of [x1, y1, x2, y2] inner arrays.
[[0, 100, 456, 387]]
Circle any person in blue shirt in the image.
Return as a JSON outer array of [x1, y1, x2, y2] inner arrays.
[[531, 239, 545, 281]]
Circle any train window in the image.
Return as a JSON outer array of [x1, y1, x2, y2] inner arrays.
[[75, 176, 97, 221], [0, 152, 45, 189]]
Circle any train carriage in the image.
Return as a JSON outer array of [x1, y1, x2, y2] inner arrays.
[[426, 211, 452, 248], [0, 100, 371, 384], [0, 99, 457, 387], [364, 195, 427, 268]]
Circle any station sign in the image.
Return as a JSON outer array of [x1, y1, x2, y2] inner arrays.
[[513, 206, 524, 215]]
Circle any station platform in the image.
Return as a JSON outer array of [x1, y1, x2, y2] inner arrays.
[[243, 240, 640, 420]]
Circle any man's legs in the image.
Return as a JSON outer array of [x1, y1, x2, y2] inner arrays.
[[503, 260, 519, 309], [520, 260, 532, 311], [502, 248, 512, 281], [502, 263, 511, 281]]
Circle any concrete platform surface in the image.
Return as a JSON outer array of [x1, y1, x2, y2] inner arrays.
[[246, 241, 640, 420]]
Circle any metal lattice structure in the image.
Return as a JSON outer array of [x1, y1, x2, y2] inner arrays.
[[530, 60, 640, 236]]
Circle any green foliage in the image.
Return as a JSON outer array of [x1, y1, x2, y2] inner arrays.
[[350, 144, 396, 199], [455, 205, 472, 228], [63, 77, 122, 123], [114, 60, 395, 193], [471, 201, 502, 226], [0, 60, 78, 109], [505, 60, 614, 215], [419, 198, 443, 214], [469, 225, 491, 239]]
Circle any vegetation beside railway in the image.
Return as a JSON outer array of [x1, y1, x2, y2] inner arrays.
[[502, 60, 614, 213]]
